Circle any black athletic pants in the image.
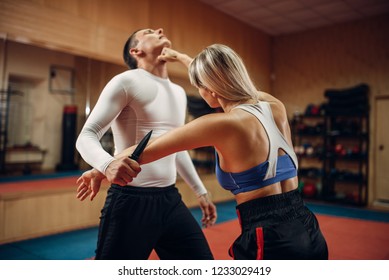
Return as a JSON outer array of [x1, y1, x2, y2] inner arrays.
[[229, 189, 328, 260], [95, 184, 214, 260]]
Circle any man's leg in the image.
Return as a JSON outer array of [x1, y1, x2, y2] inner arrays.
[[95, 185, 162, 260], [155, 197, 214, 260]]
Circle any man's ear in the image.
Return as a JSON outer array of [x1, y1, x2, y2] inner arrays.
[[130, 48, 143, 57]]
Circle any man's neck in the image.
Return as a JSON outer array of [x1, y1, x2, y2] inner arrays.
[[139, 62, 169, 79]]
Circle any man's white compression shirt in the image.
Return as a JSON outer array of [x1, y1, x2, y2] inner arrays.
[[76, 68, 207, 196]]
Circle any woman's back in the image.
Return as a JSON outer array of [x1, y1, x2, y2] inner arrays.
[[214, 98, 298, 204]]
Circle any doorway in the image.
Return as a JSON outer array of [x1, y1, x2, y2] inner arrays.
[[375, 96, 389, 203]]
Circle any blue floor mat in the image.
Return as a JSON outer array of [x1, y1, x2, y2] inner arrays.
[[0, 227, 97, 260], [306, 201, 389, 223]]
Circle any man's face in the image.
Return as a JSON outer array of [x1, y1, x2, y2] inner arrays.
[[134, 28, 171, 54]]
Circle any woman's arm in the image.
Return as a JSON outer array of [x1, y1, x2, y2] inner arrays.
[[117, 112, 229, 165], [158, 47, 193, 68], [79, 110, 229, 226]]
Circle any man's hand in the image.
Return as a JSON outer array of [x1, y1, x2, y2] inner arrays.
[[105, 157, 141, 186], [76, 169, 105, 201], [198, 193, 217, 228]]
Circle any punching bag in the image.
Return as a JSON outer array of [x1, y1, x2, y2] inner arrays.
[[56, 105, 79, 171]]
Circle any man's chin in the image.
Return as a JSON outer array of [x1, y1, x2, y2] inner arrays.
[[162, 39, 172, 47]]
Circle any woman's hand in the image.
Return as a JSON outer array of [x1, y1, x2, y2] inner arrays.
[[158, 47, 193, 67], [158, 47, 179, 62]]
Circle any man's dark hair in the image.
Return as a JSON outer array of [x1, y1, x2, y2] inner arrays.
[[123, 29, 141, 69]]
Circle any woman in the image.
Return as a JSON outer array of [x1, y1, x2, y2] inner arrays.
[[78, 44, 328, 260]]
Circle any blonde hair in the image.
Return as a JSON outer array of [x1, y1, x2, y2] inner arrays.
[[189, 44, 259, 102]]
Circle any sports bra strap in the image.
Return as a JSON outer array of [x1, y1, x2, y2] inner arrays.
[[234, 102, 298, 180]]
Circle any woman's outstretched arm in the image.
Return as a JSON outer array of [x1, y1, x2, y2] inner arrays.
[[118, 112, 229, 165]]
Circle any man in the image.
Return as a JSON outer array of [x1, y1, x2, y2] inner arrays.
[[76, 28, 216, 260]]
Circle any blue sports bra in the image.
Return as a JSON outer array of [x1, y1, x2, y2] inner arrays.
[[215, 102, 298, 195]]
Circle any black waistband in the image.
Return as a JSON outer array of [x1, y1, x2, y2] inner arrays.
[[236, 189, 308, 229], [110, 184, 176, 195]]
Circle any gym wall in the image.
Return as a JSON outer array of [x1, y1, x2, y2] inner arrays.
[[0, 0, 271, 90], [272, 14, 389, 118], [0, 0, 271, 173], [271, 14, 389, 205]]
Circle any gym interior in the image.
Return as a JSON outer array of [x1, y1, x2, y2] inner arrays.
[[0, 0, 388, 260]]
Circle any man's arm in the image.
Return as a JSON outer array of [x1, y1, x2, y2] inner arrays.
[[175, 151, 206, 196], [175, 151, 217, 227], [76, 75, 140, 187], [76, 77, 125, 173]]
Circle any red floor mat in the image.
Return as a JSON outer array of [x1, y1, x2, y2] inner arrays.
[[150, 215, 389, 260]]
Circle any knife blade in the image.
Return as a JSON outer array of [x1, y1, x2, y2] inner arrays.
[[129, 130, 153, 162]]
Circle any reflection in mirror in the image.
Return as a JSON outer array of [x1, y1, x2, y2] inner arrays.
[[8, 79, 32, 147]]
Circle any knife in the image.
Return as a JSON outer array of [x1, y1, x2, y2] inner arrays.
[[129, 130, 153, 162]]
